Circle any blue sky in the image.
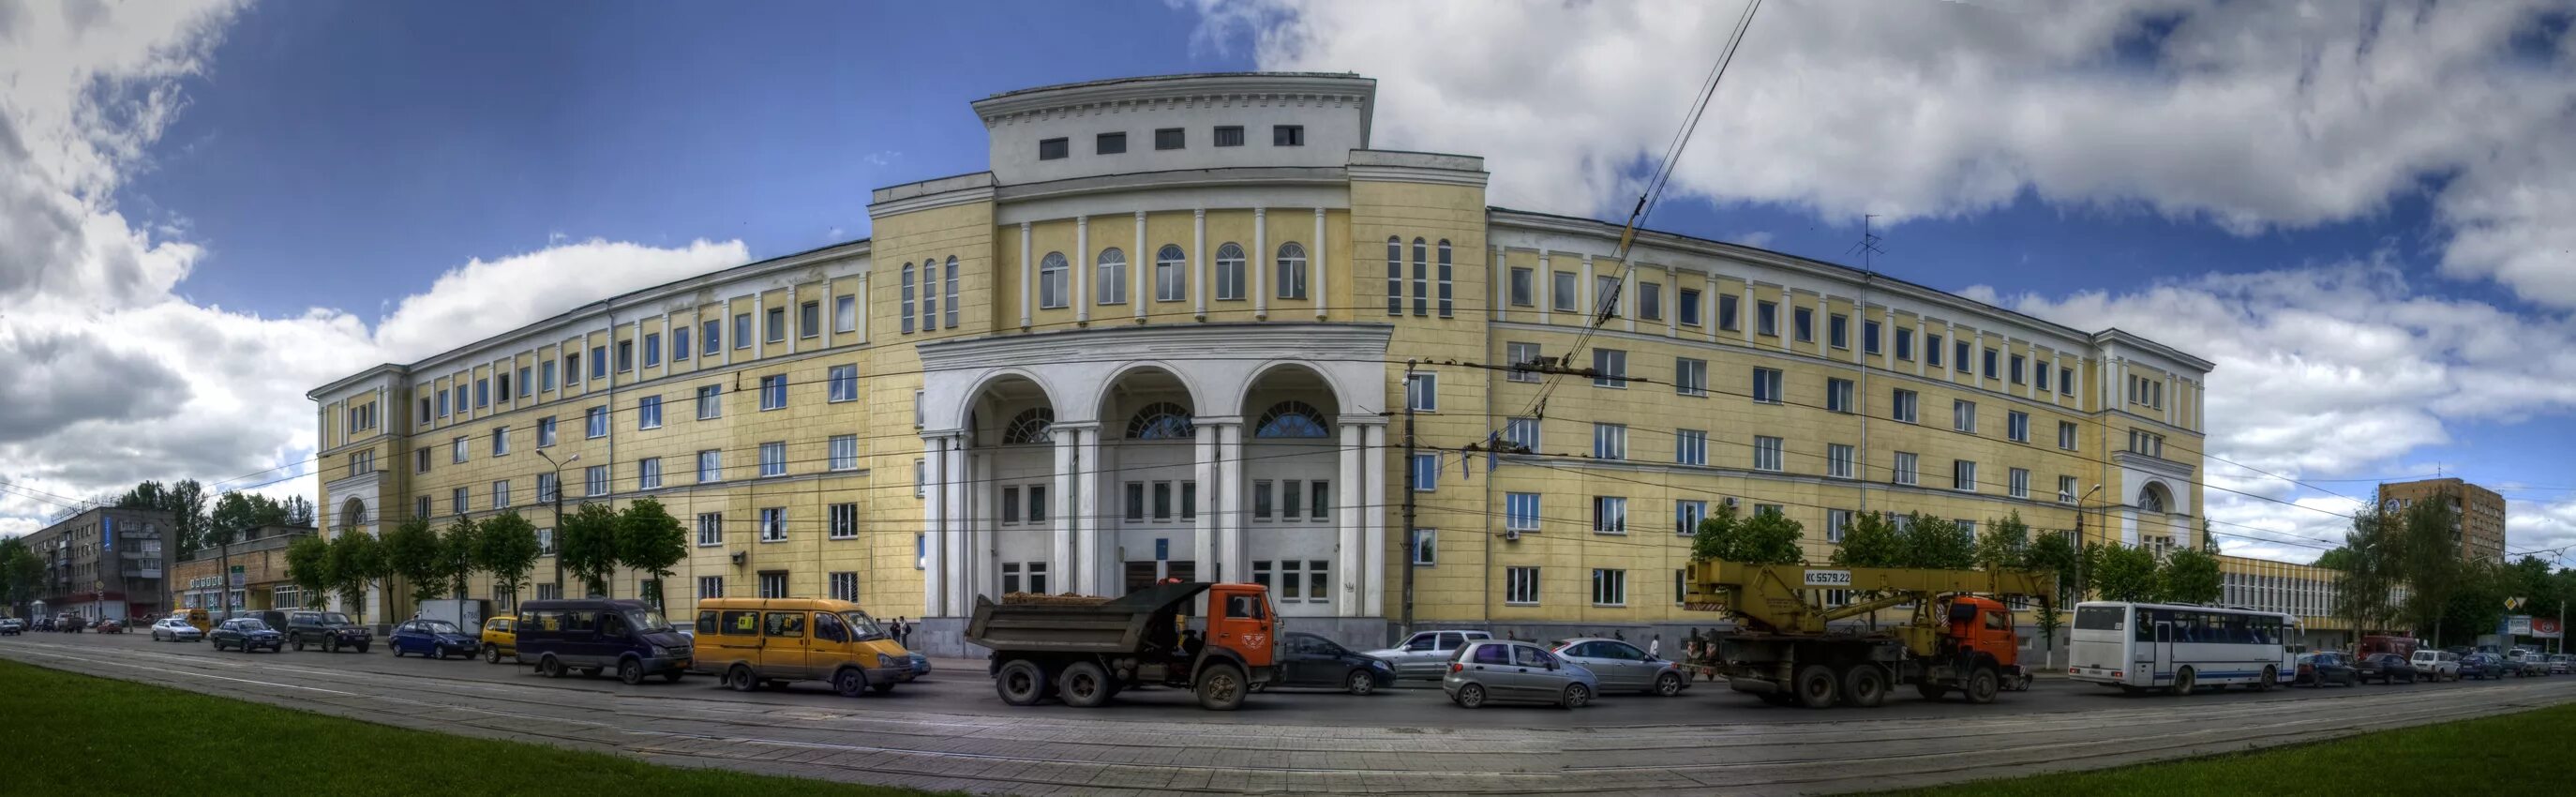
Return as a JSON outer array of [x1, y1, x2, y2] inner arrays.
[[7, 1, 2575, 564]]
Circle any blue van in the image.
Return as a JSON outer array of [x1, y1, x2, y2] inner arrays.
[[515, 599, 694, 684]]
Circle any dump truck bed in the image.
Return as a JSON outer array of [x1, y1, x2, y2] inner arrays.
[[965, 581, 1207, 655]]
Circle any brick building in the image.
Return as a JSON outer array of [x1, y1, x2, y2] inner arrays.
[[171, 524, 320, 618]]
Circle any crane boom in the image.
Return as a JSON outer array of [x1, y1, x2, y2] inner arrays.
[[1682, 560, 2056, 636]]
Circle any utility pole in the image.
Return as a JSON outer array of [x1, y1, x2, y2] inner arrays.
[[1400, 359, 1419, 640]]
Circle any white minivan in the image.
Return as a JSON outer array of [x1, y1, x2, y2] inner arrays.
[[2409, 649, 2461, 682]]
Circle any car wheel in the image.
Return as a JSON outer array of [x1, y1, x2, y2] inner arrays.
[[832, 669, 868, 697], [1655, 671, 1686, 697], [434, 643, 449, 660], [324, 638, 338, 654], [1560, 683, 1592, 709], [292, 639, 304, 652], [1346, 669, 1377, 696], [726, 665, 758, 692], [995, 660, 1045, 705], [485, 646, 502, 664], [541, 656, 566, 678], [1060, 662, 1112, 708], [1454, 683, 1487, 709], [1842, 665, 1889, 708], [1793, 664, 1840, 709], [390, 643, 402, 657], [619, 659, 645, 685]]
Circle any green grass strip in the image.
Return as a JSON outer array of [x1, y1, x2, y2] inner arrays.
[[1864, 699, 2576, 796], [0, 658, 945, 797]]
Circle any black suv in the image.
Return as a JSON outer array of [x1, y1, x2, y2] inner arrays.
[[286, 610, 372, 653]]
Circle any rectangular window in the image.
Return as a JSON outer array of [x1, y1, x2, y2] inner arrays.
[[1828, 509, 1852, 544], [1002, 487, 1022, 523], [1753, 436, 1784, 472], [1675, 429, 1706, 466], [1095, 131, 1126, 155], [1757, 300, 1778, 337], [1281, 480, 1303, 519], [451, 488, 468, 515], [766, 307, 786, 343], [697, 450, 721, 483], [1504, 417, 1539, 452], [1592, 568, 1626, 607], [437, 390, 449, 419], [491, 480, 510, 509], [2060, 366, 2075, 396], [1505, 493, 1540, 532], [1252, 480, 1274, 519], [1983, 347, 2000, 379], [645, 333, 664, 368], [637, 396, 662, 429], [541, 360, 556, 392], [1591, 349, 1628, 388], [829, 572, 858, 602], [1309, 480, 1329, 519], [1954, 399, 1978, 433], [417, 495, 431, 519], [1551, 270, 1578, 312], [616, 341, 633, 373], [833, 294, 857, 333], [1894, 389, 1918, 422], [2059, 475, 2079, 504], [696, 384, 722, 420], [702, 319, 720, 355], [759, 442, 786, 477], [1505, 566, 1540, 605], [2035, 361, 2051, 391], [1675, 500, 1706, 536], [734, 313, 751, 349], [1678, 288, 1701, 325], [1123, 483, 1146, 521], [537, 473, 559, 504], [696, 513, 723, 547], [1895, 328, 1914, 360], [585, 465, 608, 497], [2059, 421, 2078, 451], [2010, 353, 2026, 384], [759, 507, 786, 542], [673, 327, 689, 360], [502, 370, 517, 398], [1406, 372, 1437, 411], [1894, 452, 1919, 486], [1038, 137, 1068, 159], [1410, 453, 1439, 492], [1509, 267, 1535, 307], [757, 573, 786, 598], [1158, 482, 1180, 520], [828, 365, 858, 402], [830, 504, 857, 539], [1505, 341, 1541, 383], [1271, 125, 1304, 146], [1927, 334, 1944, 367], [1718, 293, 1739, 330], [2010, 468, 2030, 499], [798, 301, 819, 339], [1863, 320, 1882, 354], [415, 447, 431, 474], [1412, 529, 1437, 564], [1571, 424, 1623, 466], [638, 458, 663, 489], [1154, 128, 1184, 150], [2008, 411, 2030, 443], [491, 427, 510, 457], [1674, 357, 1707, 396], [586, 406, 607, 439], [1828, 444, 1855, 478], [1181, 482, 1198, 519], [1593, 497, 1627, 534], [452, 436, 468, 464], [759, 375, 786, 411], [476, 378, 490, 408], [1827, 378, 1854, 413], [1213, 125, 1245, 147], [1752, 368, 1782, 403], [1953, 459, 1978, 492], [1639, 281, 1661, 321]]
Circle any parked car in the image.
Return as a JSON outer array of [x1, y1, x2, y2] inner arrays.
[[481, 616, 519, 664], [2354, 653, 2417, 684], [1365, 629, 1494, 681], [2460, 653, 2509, 680], [55, 615, 85, 633], [285, 610, 371, 653], [33, 617, 54, 631], [1273, 632, 1397, 695], [525, 598, 694, 685], [692, 598, 898, 694], [250, 610, 292, 636], [388, 619, 480, 659], [2550, 654, 2571, 675], [170, 609, 211, 634], [0, 618, 22, 635], [1551, 638, 1690, 696], [1444, 639, 1596, 708], [908, 651, 931, 679], [149, 617, 204, 642], [2505, 650, 2551, 677], [2409, 649, 2461, 682], [210, 618, 285, 653], [2294, 653, 2359, 687]]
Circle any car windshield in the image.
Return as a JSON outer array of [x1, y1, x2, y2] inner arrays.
[[418, 621, 460, 634], [321, 613, 352, 624], [842, 612, 886, 640], [625, 610, 673, 633]]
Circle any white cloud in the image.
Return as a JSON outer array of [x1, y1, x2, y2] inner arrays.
[[1197, 0, 2576, 306], [2509, 495, 2576, 564], [372, 238, 747, 363]]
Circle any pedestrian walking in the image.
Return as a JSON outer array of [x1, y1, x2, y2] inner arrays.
[[1649, 634, 1661, 659]]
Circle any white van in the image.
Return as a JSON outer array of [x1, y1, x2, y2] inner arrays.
[[2409, 649, 2460, 682]]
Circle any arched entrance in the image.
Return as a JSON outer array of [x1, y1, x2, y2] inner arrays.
[[1240, 364, 1346, 617], [1099, 366, 1201, 594], [963, 373, 1055, 604]]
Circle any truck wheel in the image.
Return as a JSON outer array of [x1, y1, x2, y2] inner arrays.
[[726, 665, 757, 691], [1195, 664, 1247, 711], [1793, 665, 1839, 709], [1842, 665, 1889, 708], [2254, 666, 2277, 692], [1059, 662, 1113, 708], [835, 669, 869, 698], [1965, 666, 2001, 704], [2170, 667, 2196, 696], [996, 659, 1047, 706]]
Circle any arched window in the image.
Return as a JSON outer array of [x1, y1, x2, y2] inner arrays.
[[1385, 236, 1402, 315], [1097, 248, 1128, 305], [900, 263, 917, 334], [943, 256, 960, 329], [1126, 402, 1195, 440], [2138, 485, 2167, 514], [1215, 243, 1247, 301], [1002, 407, 1056, 445], [1436, 239, 1454, 318], [1039, 252, 1069, 308], [1155, 244, 1186, 302], [1411, 237, 1430, 316], [921, 258, 938, 332], [340, 498, 367, 529], [1254, 400, 1330, 439], [1275, 242, 1308, 300]]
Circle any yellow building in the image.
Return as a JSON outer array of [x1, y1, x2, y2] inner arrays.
[[310, 72, 2226, 652], [2376, 478, 2508, 564]]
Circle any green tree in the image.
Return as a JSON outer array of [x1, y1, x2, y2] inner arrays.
[[1974, 511, 2031, 571], [2325, 507, 2401, 635], [113, 480, 169, 511], [2092, 544, 2159, 602], [2394, 499, 2464, 642], [1688, 500, 1741, 563], [474, 511, 542, 609], [1829, 511, 1903, 568], [283, 534, 336, 609], [2025, 531, 2082, 604], [282, 496, 317, 527], [1692, 502, 1805, 564], [617, 498, 691, 609], [383, 516, 446, 602], [558, 503, 623, 598], [166, 479, 209, 557], [326, 531, 388, 622], [2436, 560, 2509, 649], [2156, 547, 2223, 604], [0, 537, 38, 616], [440, 516, 481, 599], [1897, 513, 1974, 570], [207, 492, 263, 549]]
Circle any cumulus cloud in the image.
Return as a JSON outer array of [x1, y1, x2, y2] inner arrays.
[[372, 238, 748, 363], [1195, 0, 2576, 306]]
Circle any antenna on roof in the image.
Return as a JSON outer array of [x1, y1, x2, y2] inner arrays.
[[1846, 214, 1887, 272]]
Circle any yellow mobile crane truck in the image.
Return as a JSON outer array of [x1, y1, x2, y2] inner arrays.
[[1683, 559, 2056, 708]]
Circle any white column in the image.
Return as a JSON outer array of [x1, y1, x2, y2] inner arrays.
[[1704, 272, 1718, 341], [968, 450, 991, 602], [1133, 211, 1148, 323], [1622, 265, 1637, 332], [2194, 383, 2206, 432], [1074, 216, 1090, 324], [945, 434, 970, 612], [1916, 320, 1929, 376], [1192, 209, 1207, 318], [1253, 206, 1268, 320], [1217, 422, 1245, 583], [1076, 425, 1102, 594], [659, 316, 671, 377], [1536, 250, 1552, 325], [2049, 353, 2063, 406], [1663, 270, 1678, 338], [1018, 222, 1033, 329], [1740, 283, 1755, 343], [2164, 374, 2177, 426], [1052, 429, 1076, 588], [1490, 245, 1506, 322], [1944, 323, 1959, 381], [1193, 425, 1218, 582], [856, 274, 870, 344], [1313, 208, 1329, 321], [1580, 255, 1595, 322], [1337, 423, 1364, 617], [922, 437, 948, 616], [1361, 423, 1387, 617]]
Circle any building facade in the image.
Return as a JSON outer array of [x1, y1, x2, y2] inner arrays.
[[171, 525, 319, 618], [2376, 478, 2507, 564], [311, 72, 2220, 653], [19, 507, 173, 623]]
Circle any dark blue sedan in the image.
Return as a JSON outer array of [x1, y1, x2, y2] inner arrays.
[[210, 618, 283, 653], [388, 619, 481, 659], [2461, 653, 2509, 680]]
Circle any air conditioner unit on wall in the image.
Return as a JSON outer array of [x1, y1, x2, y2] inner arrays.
[[1504, 527, 1520, 542]]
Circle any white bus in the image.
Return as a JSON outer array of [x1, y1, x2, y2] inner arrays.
[[2068, 601, 2296, 693]]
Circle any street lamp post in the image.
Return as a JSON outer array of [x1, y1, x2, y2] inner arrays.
[[536, 450, 578, 601]]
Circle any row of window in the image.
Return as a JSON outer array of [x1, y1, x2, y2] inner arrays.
[[411, 369, 859, 480], [418, 297, 860, 427], [1037, 124, 1301, 160], [1499, 566, 1632, 607], [1018, 241, 1316, 314], [694, 572, 832, 602], [1385, 237, 1457, 318], [411, 433, 865, 520]]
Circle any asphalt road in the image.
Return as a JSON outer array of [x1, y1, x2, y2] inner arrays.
[[7, 630, 2572, 795]]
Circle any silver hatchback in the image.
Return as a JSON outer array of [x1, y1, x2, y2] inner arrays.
[[1443, 640, 1598, 709], [1553, 638, 1689, 696]]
